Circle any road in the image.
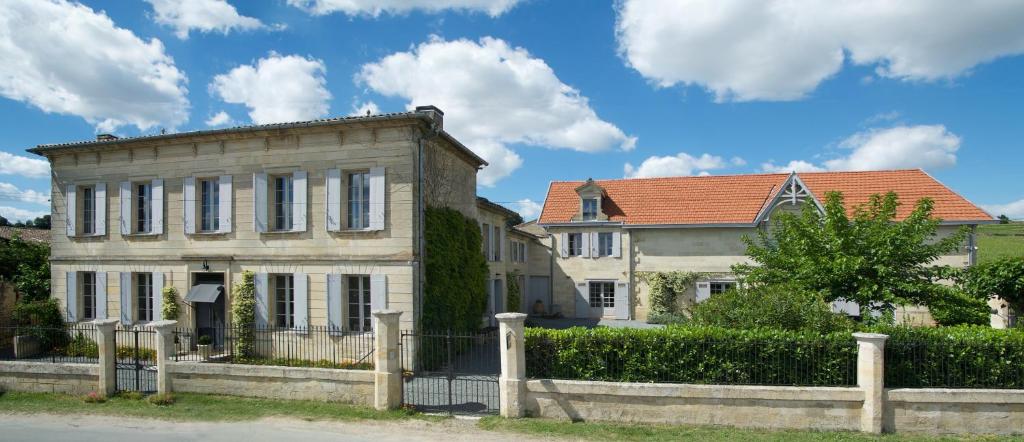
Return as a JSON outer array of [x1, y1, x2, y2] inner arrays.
[[0, 413, 554, 442]]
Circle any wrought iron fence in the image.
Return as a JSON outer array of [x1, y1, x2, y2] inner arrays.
[[0, 322, 101, 364], [401, 329, 501, 415], [171, 324, 374, 370], [885, 338, 1024, 389]]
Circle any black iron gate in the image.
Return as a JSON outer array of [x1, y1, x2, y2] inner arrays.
[[400, 329, 500, 415], [114, 327, 157, 393]]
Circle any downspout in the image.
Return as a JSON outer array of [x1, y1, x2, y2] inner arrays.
[[628, 230, 635, 320], [416, 136, 426, 330]]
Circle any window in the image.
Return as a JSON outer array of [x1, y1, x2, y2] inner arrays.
[[567, 233, 582, 256], [136, 183, 152, 233], [347, 172, 370, 229], [273, 175, 294, 231], [200, 178, 220, 232], [136, 273, 153, 322], [81, 272, 96, 320], [347, 276, 371, 332], [82, 186, 95, 235], [481, 223, 490, 257], [510, 240, 518, 262], [588, 281, 615, 308], [597, 232, 613, 257], [511, 241, 526, 263], [274, 274, 294, 328], [492, 225, 501, 261], [710, 281, 737, 295], [582, 198, 598, 221]]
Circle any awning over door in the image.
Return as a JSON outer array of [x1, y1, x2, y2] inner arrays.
[[185, 284, 223, 303]]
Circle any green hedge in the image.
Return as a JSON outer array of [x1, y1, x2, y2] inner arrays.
[[881, 325, 1024, 388], [524, 326, 858, 386]]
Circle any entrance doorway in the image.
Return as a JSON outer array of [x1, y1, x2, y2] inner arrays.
[[190, 273, 225, 348], [588, 280, 616, 318]]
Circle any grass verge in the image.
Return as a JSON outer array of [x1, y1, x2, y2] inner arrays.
[[0, 391, 436, 423], [477, 416, 1021, 441]]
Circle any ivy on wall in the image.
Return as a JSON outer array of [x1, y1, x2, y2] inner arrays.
[[161, 286, 180, 321], [231, 270, 256, 357], [423, 207, 489, 333], [507, 270, 522, 313], [638, 271, 706, 315]]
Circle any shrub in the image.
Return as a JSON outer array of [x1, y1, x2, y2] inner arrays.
[[688, 284, 855, 333], [639, 271, 704, 317], [161, 286, 180, 321], [62, 332, 98, 358], [525, 326, 857, 386], [197, 335, 212, 345], [881, 325, 1024, 388], [231, 357, 373, 370], [115, 345, 156, 362], [82, 391, 106, 403], [117, 391, 143, 400], [423, 207, 488, 333], [962, 257, 1024, 319], [645, 312, 688, 325], [925, 286, 989, 326], [506, 270, 522, 313], [11, 298, 66, 350], [147, 393, 175, 406], [231, 271, 256, 357]]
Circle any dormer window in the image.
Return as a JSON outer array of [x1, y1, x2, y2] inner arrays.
[[582, 198, 599, 221]]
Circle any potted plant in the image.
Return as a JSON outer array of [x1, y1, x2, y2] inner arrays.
[[197, 335, 212, 360]]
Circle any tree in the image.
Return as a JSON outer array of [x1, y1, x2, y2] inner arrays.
[[734, 191, 968, 319], [0, 215, 8, 226], [689, 284, 855, 333], [31, 215, 51, 229], [998, 214, 1011, 224], [963, 257, 1024, 321]]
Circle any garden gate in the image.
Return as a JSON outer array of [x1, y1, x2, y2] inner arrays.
[[400, 329, 500, 415], [113, 327, 157, 393]]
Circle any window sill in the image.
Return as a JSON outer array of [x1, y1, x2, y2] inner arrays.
[[189, 231, 230, 237], [71, 234, 104, 239], [122, 232, 161, 238], [260, 230, 305, 235]]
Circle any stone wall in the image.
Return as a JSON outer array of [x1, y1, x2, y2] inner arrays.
[[0, 361, 98, 395], [168, 362, 375, 406], [885, 388, 1024, 435]]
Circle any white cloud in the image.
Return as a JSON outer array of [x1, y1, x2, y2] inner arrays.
[[146, 0, 266, 39], [0, 0, 189, 132], [509, 198, 542, 220], [350, 101, 380, 116], [357, 36, 635, 186], [0, 183, 49, 205], [623, 152, 729, 178], [616, 0, 1024, 102], [0, 206, 48, 222], [981, 199, 1024, 220], [205, 111, 233, 127], [210, 53, 331, 124], [287, 0, 521, 17], [0, 152, 50, 178], [761, 125, 961, 173]]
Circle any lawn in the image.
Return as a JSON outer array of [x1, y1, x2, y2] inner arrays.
[[977, 222, 1024, 264]]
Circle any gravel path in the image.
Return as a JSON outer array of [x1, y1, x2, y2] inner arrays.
[[0, 413, 556, 442]]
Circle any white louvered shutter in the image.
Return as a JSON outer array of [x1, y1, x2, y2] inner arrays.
[[183, 177, 196, 234], [581, 232, 591, 258], [612, 232, 622, 258], [95, 272, 108, 319], [575, 282, 590, 319], [368, 166, 385, 231], [325, 168, 341, 232], [614, 282, 629, 320], [218, 175, 232, 233], [66, 185, 76, 237], [559, 233, 568, 258], [499, 227, 506, 262], [326, 274, 343, 333], [152, 272, 164, 321], [696, 282, 711, 303], [95, 183, 106, 235], [253, 173, 267, 233], [293, 273, 308, 331], [152, 179, 164, 234], [120, 272, 132, 325], [255, 273, 269, 327], [66, 272, 78, 322], [370, 274, 387, 312], [292, 171, 307, 232], [120, 181, 132, 235]]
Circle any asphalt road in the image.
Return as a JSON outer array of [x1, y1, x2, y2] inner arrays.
[[0, 413, 552, 442]]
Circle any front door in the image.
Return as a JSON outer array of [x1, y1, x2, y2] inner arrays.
[[193, 273, 225, 347], [588, 281, 616, 318]]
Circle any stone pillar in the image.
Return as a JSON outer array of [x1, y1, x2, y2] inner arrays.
[[854, 332, 889, 434], [93, 319, 119, 396], [496, 312, 527, 418], [146, 320, 178, 395], [372, 310, 402, 410]]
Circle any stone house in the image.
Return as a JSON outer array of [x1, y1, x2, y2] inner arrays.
[[536, 170, 995, 323], [26, 106, 488, 338]]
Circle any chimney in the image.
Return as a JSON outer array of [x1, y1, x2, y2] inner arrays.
[[414, 105, 443, 130], [96, 133, 119, 142]]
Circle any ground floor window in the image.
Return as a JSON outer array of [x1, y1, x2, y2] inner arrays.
[[348, 276, 371, 332], [136, 273, 153, 322], [81, 271, 96, 320], [710, 281, 737, 295], [588, 281, 615, 308], [274, 274, 295, 328]]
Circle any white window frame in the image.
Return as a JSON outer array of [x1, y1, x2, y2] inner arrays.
[[492, 225, 501, 261], [567, 233, 583, 257], [81, 186, 95, 235], [272, 175, 294, 231], [136, 272, 153, 323], [582, 198, 599, 221], [347, 275, 372, 332], [347, 171, 371, 230], [199, 178, 220, 232], [588, 280, 615, 308], [135, 182, 152, 234], [81, 271, 96, 320], [274, 274, 295, 328], [597, 232, 614, 257], [709, 281, 737, 295]]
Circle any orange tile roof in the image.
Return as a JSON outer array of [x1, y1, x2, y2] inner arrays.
[[538, 169, 992, 226]]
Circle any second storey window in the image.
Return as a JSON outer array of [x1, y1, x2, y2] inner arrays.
[[568, 233, 582, 256], [136, 273, 153, 322], [274, 274, 294, 328], [348, 276, 371, 332], [598, 232, 614, 257], [82, 186, 95, 235], [492, 225, 501, 261], [582, 198, 598, 221], [273, 175, 294, 231], [81, 272, 96, 320], [348, 172, 370, 229], [136, 183, 152, 233], [200, 178, 220, 232]]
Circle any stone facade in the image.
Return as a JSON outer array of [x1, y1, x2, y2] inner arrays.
[[885, 388, 1024, 435], [168, 362, 375, 405], [0, 361, 98, 395], [477, 199, 551, 319]]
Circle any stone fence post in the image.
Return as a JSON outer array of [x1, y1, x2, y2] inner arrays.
[[372, 310, 402, 410], [854, 332, 889, 434], [93, 319, 119, 396], [496, 312, 527, 418], [146, 320, 178, 395]]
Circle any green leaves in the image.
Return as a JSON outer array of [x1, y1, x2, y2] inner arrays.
[[688, 284, 855, 333], [231, 270, 257, 357], [962, 257, 1024, 317], [639, 271, 704, 316], [161, 286, 181, 321], [423, 207, 489, 333]]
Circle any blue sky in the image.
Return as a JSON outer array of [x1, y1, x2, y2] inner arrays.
[[1, 0, 1023, 222]]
